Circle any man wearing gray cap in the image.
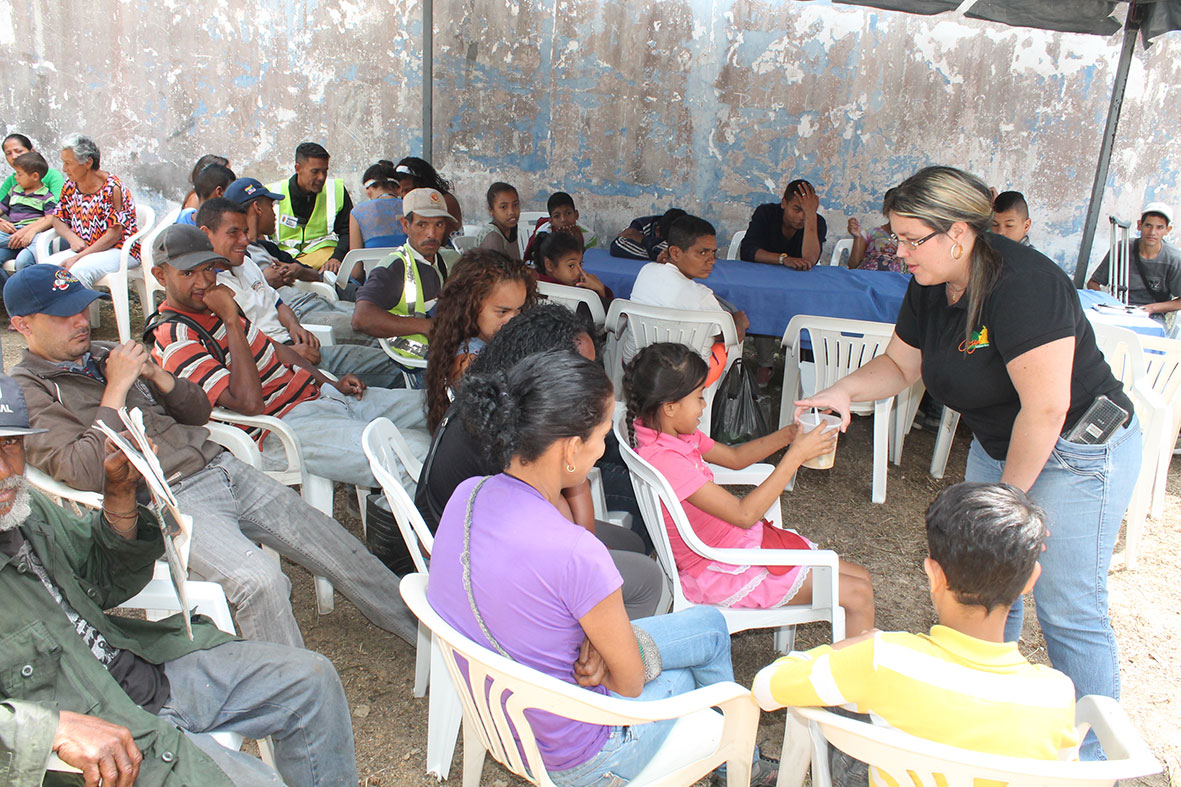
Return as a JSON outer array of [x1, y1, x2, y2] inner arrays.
[[5, 263, 420, 649], [0, 372, 358, 786], [351, 187, 460, 371], [1088, 201, 1181, 325]]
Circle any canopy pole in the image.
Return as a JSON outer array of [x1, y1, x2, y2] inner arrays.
[[422, 0, 434, 162], [1074, 2, 1144, 286]]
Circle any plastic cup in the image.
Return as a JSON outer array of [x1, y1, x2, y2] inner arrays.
[[797, 411, 841, 470]]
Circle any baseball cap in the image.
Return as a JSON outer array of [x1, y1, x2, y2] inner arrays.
[[2, 265, 110, 318], [1141, 202, 1174, 226], [224, 177, 283, 206], [153, 224, 229, 271], [0, 374, 47, 438], [402, 188, 456, 221]]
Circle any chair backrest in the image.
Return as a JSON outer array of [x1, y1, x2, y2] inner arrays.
[[611, 411, 700, 613], [536, 280, 607, 328], [726, 230, 746, 260], [518, 211, 549, 257], [1136, 334, 1181, 424], [140, 204, 182, 312], [1090, 322, 1147, 390], [828, 238, 853, 267], [1107, 216, 1132, 305], [342, 246, 399, 280], [784, 315, 894, 393], [452, 235, 479, 252], [793, 697, 1159, 787], [604, 299, 738, 392], [362, 419, 433, 573]]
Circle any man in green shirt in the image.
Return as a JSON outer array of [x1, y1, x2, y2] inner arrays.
[[0, 374, 357, 786]]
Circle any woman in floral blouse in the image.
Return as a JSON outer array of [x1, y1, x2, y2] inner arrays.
[[47, 133, 139, 288]]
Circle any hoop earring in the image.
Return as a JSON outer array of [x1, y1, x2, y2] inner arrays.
[[566, 464, 576, 473], [951, 243, 963, 260]]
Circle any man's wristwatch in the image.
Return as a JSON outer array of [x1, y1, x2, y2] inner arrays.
[[779, 253, 788, 266]]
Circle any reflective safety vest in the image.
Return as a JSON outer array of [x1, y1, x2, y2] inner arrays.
[[270, 177, 345, 257], [379, 243, 451, 363]]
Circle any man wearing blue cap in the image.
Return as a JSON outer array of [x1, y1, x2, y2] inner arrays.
[[5, 264, 421, 649], [0, 371, 359, 785]]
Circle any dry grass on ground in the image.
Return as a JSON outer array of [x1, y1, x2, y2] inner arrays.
[[4, 301, 1175, 786]]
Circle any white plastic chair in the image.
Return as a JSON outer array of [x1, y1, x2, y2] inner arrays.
[[291, 278, 339, 302], [614, 411, 845, 652], [778, 315, 900, 503], [726, 230, 746, 260], [1089, 323, 1171, 570], [1134, 333, 1181, 522], [828, 238, 853, 267], [209, 407, 353, 614], [928, 407, 962, 479], [781, 697, 1159, 787], [399, 573, 762, 787], [517, 211, 548, 257], [340, 246, 399, 282], [452, 235, 479, 252], [604, 299, 741, 438], [536, 280, 607, 329]]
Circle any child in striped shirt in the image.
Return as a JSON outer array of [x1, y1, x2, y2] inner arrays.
[[753, 482, 1080, 782], [0, 151, 57, 275]]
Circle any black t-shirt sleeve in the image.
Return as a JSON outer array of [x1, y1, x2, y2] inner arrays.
[[417, 413, 499, 532], [1090, 254, 1110, 285], [740, 204, 775, 261], [989, 263, 1078, 362], [816, 214, 828, 246], [355, 265, 405, 311], [893, 279, 925, 350]]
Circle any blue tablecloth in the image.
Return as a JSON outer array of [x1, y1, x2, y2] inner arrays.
[[1076, 288, 1166, 337], [582, 249, 911, 337]]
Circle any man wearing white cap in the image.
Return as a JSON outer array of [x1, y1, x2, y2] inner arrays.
[[351, 188, 460, 375], [1088, 201, 1180, 323]]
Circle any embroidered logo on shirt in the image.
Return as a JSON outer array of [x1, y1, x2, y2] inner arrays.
[[958, 325, 990, 354]]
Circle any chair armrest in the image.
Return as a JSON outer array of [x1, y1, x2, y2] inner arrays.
[[205, 421, 264, 469], [34, 228, 60, 264], [304, 323, 335, 346], [293, 279, 338, 302], [209, 408, 304, 484], [1075, 695, 1160, 767], [378, 338, 429, 368], [696, 545, 841, 569], [26, 467, 103, 509], [710, 462, 774, 486]]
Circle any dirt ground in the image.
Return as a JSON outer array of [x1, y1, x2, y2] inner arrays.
[[4, 301, 1176, 786]]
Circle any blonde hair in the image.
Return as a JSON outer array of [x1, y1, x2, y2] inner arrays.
[[884, 166, 1001, 347]]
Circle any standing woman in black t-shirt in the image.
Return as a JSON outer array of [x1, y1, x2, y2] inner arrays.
[[795, 166, 1140, 761]]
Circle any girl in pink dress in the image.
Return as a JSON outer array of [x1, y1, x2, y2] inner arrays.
[[625, 343, 875, 634]]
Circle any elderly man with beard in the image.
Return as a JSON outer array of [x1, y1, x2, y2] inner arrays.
[[0, 374, 358, 786]]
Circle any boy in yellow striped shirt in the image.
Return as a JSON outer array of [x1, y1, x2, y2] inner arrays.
[[752, 483, 1079, 781]]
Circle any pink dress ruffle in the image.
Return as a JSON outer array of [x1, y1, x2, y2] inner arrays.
[[679, 521, 816, 608]]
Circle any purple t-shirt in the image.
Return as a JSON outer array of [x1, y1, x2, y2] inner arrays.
[[428, 473, 623, 771]]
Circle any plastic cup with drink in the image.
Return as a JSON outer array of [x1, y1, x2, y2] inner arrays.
[[797, 408, 841, 470]]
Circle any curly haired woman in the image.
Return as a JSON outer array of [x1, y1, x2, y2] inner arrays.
[[424, 249, 536, 431]]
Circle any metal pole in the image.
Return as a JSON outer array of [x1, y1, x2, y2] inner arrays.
[[1074, 2, 1144, 286], [422, 0, 433, 162]]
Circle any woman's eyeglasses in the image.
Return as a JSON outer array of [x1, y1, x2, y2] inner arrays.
[[889, 229, 941, 249]]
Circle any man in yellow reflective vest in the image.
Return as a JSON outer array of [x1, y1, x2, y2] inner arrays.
[[268, 142, 353, 272], [352, 188, 460, 385]]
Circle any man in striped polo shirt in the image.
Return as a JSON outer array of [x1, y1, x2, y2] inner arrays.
[[147, 225, 429, 496], [753, 483, 1080, 781]]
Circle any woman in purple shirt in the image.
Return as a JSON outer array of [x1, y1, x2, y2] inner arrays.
[[428, 351, 777, 786]]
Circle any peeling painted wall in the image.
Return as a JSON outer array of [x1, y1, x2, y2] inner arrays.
[[1, 0, 1178, 276]]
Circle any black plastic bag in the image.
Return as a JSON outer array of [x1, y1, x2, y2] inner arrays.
[[710, 360, 770, 444]]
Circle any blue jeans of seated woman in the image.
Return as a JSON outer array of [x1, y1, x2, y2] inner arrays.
[[549, 606, 739, 787], [964, 419, 1140, 760]]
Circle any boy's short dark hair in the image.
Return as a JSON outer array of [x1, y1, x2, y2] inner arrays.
[[783, 179, 814, 202], [536, 229, 583, 270], [656, 208, 687, 240], [486, 181, 518, 208], [194, 163, 237, 201], [993, 190, 1029, 220], [295, 142, 330, 164], [547, 191, 576, 215], [13, 151, 48, 179], [667, 215, 716, 251], [196, 196, 247, 233], [925, 482, 1047, 612]]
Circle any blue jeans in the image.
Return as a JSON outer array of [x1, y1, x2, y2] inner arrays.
[[265, 386, 431, 494], [158, 640, 358, 786], [549, 607, 737, 787], [965, 419, 1140, 759], [316, 343, 407, 389], [176, 452, 420, 647]]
